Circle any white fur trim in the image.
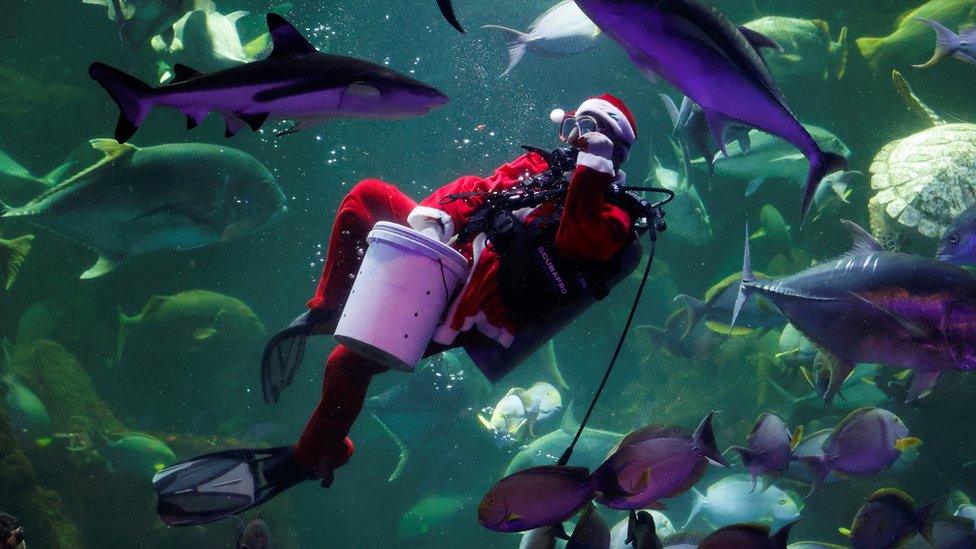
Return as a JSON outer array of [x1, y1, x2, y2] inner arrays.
[[407, 205, 455, 243], [550, 108, 566, 124], [577, 151, 615, 175], [576, 98, 636, 145]]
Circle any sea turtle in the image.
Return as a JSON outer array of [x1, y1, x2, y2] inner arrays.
[[867, 70, 976, 252]]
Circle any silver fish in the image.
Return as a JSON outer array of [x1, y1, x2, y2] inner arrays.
[[0, 139, 285, 279]]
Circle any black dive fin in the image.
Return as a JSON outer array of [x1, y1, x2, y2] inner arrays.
[[153, 446, 298, 527]]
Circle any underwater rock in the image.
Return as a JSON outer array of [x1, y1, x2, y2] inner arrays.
[[116, 290, 265, 434]]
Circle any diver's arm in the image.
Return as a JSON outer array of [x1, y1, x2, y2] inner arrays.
[[555, 134, 632, 263], [409, 153, 549, 242]]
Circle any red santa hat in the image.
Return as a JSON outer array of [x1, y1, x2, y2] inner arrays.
[[550, 94, 637, 146]]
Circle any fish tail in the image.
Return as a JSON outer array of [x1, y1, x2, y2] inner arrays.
[[913, 18, 960, 69], [731, 225, 756, 332], [796, 455, 830, 498], [835, 26, 849, 79], [437, 0, 464, 33], [915, 497, 944, 542], [673, 294, 707, 336], [681, 487, 706, 529], [0, 234, 34, 291], [801, 151, 847, 222], [693, 411, 728, 467], [855, 36, 886, 73], [89, 62, 154, 143], [481, 25, 529, 76]]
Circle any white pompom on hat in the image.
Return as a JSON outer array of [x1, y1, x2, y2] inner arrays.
[[573, 93, 637, 146]]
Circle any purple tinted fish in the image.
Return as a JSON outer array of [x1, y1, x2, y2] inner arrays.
[[845, 488, 939, 549], [730, 413, 798, 492], [733, 220, 976, 404], [797, 407, 920, 494], [914, 18, 976, 69], [574, 0, 847, 219], [596, 412, 728, 510], [698, 522, 796, 549], [479, 466, 596, 533], [90, 14, 449, 143], [937, 202, 976, 266]]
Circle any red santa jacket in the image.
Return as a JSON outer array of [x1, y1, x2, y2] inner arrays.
[[408, 152, 633, 347]]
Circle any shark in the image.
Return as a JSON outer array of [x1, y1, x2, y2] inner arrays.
[[89, 13, 449, 143]]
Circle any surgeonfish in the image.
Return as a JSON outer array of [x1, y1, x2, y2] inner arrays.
[[683, 475, 802, 532], [840, 488, 940, 549], [937, 202, 976, 266]]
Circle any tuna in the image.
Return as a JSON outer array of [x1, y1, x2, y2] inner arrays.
[[574, 0, 847, 219], [733, 220, 976, 403]]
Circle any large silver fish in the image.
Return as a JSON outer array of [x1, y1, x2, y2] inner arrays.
[[483, 1, 601, 76], [0, 139, 285, 279]]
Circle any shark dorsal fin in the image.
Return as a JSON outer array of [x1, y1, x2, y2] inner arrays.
[[267, 13, 317, 57], [840, 219, 883, 256], [172, 63, 202, 83]]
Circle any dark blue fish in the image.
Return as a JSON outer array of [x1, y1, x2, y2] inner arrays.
[[937, 202, 976, 266]]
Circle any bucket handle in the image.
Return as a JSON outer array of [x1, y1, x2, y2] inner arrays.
[[437, 258, 451, 300]]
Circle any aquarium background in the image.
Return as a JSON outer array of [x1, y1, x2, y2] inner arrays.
[[2, 0, 976, 547]]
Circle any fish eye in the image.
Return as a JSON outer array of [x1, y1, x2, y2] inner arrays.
[[948, 234, 960, 245], [779, 498, 787, 505]]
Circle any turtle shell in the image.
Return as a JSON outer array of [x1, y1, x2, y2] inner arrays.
[[869, 123, 976, 239]]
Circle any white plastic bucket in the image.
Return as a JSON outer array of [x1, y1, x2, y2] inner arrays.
[[334, 221, 470, 371]]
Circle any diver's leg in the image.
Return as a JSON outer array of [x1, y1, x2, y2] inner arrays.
[[307, 179, 419, 312], [292, 344, 389, 481]]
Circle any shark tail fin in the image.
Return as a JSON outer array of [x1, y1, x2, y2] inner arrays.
[[801, 151, 848, 222], [674, 295, 708, 337], [682, 487, 706, 529], [88, 62, 154, 143], [481, 25, 530, 76], [693, 411, 728, 467], [0, 234, 34, 291], [913, 18, 960, 69], [731, 224, 756, 332]]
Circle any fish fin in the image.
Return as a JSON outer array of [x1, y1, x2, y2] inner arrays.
[[704, 320, 752, 336], [370, 412, 410, 482], [0, 234, 34, 290], [682, 487, 706, 529], [855, 36, 885, 73], [771, 521, 798, 547], [797, 455, 830, 497], [542, 340, 569, 390], [847, 291, 939, 342], [81, 254, 122, 280], [222, 114, 247, 137], [243, 32, 272, 59], [745, 177, 766, 197], [226, 10, 248, 25], [731, 224, 755, 333], [476, 414, 494, 432], [906, 370, 941, 402], [239, 112, 269, 132], [814, 349, 854, 406], [739, 26, 785, 52], [171, 63, 202, 83], [437, 0, 464, 33], [659, 94, 681, 129], [738, 133, 752, 155], [88, 63, 153, 143], [41, 161, 76, 186], [624, 48, 658, 83], [835, 26, 849, 79], [89, 138, 137, 162], [895, 436, 922, 451], [913, 18, 960, 68], [838, 527, 851, 537], [916, 498, 944, 542], [801, 151, 847, 223], [693, 411, 728, 467], [553, 523, 570, 541], [481, 25, 529, 76], [779, 53, 802, 63], [193, 327, 217, 341], [766, 378, 800, 406], [559, 401, 580, 435], [116, 306, 139, 361], [839, 219, 883, 256], [891, 69, 943, 127], [266, 13, 317, 56], [673, 295, 707, 337], [701, 108, 730, 157], [790, 426, 804, 450], [508, 417, 528, 436]]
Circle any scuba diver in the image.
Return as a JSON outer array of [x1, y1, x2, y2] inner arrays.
[[153, 94, 666, 525]]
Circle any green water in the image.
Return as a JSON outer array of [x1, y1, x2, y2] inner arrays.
[[2, 0, 976, 547]]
